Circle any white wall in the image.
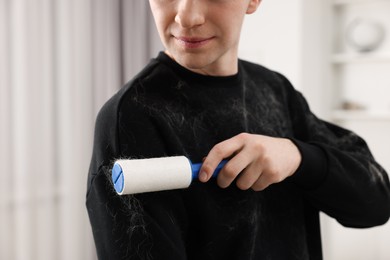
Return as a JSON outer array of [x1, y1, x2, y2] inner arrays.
[[239, 0, 303, 90], [239, 0, 328, 117]]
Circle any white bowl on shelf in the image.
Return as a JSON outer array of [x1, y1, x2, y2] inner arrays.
[[345, 18, 386, 53]]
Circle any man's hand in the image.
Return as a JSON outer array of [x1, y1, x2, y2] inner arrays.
[[199, 133, 302, 191]]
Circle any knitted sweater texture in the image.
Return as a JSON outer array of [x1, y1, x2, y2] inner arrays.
[[86, 52, 390, 260]]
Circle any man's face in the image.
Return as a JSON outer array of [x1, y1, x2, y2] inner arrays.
[[149, 0, 260, 76]]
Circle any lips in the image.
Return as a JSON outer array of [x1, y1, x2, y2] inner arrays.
[[174, 36, 214, 49]]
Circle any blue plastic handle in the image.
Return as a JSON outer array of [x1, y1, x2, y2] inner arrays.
[[190, 160, 228, 180]]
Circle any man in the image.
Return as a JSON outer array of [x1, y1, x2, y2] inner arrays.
[[86, 0, 390, 259]]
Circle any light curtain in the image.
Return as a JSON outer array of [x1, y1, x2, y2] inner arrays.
[[0, 0, 161, 259]]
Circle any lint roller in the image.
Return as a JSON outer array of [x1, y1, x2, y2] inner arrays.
[[111, 156, 227, 195]]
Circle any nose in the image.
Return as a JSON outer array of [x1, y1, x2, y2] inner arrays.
[[175, 0, 205, 28]]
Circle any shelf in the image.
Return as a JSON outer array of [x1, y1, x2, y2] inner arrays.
[[332, 0, 390, 7], [331, 52, 390, 64], [332, 109, 390, 121]]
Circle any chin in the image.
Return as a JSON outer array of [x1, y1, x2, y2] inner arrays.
[[176, 53, 215, 69]]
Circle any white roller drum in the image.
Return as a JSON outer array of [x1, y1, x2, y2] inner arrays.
[[112, 156, 192, 195]]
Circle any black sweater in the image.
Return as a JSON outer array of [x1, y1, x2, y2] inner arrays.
[[86, 52, 390, 260]]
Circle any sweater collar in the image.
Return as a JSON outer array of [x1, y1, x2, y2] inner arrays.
[[156, 52, 243, 89]]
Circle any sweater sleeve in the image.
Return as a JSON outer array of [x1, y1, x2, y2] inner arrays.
[[86, 94, 188, 260], [279, 74, 390, 228]]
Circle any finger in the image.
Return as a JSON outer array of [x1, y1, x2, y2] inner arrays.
[[217, 152, 253, 189], [235, 162, 263, 190], [199, 137, 245, 182], [251, 176, 270, 191]]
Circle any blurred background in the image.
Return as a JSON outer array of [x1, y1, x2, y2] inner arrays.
[[1, 0, 389, 259]]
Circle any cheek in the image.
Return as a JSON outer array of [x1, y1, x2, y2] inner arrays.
[[218, 18, 242, 42], [151, 14, 169, 40], [153, 10, 174, 35], [211, 6, 245, 33]]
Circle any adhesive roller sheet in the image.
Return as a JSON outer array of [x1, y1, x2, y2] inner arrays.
[[112, 156, 227, 195]]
